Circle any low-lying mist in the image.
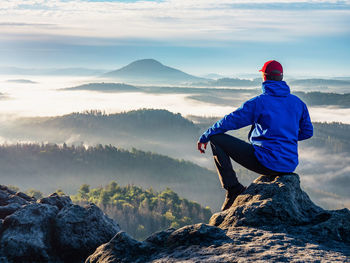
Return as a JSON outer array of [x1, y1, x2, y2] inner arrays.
[[1, 74, 350, 211]]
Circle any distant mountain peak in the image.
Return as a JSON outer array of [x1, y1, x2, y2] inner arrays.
[[129, 58, 163, 65], [102, 59, 206, 84]]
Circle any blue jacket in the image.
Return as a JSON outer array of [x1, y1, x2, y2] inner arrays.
[[199, 80, 313, 172]]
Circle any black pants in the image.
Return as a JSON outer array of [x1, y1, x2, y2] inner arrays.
[[210, 134, 284, 190]]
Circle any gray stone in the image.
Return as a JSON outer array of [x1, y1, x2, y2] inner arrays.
[[86, 224, 231, 263], [0, 203, 22, 219], [86, 231, 148, 263], [0, 203, 58, 262], [308, 208, 350, 244], [0, 187, 120, 262], [0, 185, 15, 195], [0, 186, 32, 220], [0, 190, 10, 206], [209, 174, 326, 228], [162, 223, 230, 248], [15, 191, 36, 202], [7, 194, 29, 206], [0, 188, 31, 207], [54, 203, 120, 261], [38, 193, 72, 210]]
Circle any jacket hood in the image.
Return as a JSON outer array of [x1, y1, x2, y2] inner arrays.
[[262, 80, 290, 97]]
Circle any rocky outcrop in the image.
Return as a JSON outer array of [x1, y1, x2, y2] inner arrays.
[[87, 174, 350, 262], [0, 187, 120, 263], [209, 174, 350, 244], [209, 174, 328, 228], [1, 174, 350, 262], [1, 203, 59, 262]]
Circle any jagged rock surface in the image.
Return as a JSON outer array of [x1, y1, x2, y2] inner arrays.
[[1, 203, 58, 262], [209, 173, 327, 227], [209, 174, 350, 244], [86, 224, 230, 263], [0, 188, 120, 263], [54, 203, 120, 260], [87, 174, 350, 262]]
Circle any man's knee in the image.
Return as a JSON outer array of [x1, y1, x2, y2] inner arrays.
[[209, 134, 237, 146], [209, 134, 225, 144]]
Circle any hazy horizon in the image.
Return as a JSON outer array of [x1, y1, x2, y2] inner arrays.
[[1, 1, 350, 76]]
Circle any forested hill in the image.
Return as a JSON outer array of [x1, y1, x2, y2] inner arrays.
[[72, 182, 212, 240], [293, 91, 350, 108], [8, 109, 199, 140], [0, 143, 222, 210], [307, 122, 350, 153], [2, 109, 201, 162]]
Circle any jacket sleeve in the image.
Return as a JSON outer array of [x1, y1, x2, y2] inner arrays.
[[298, 103, 313, 141], [198, 97, 257, 143]]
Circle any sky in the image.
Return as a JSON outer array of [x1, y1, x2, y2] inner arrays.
[[0, 0, 349, 76]]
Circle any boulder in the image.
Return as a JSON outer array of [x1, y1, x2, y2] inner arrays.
[[0, 203, 59, 262], [209, 173, 327, 228], [0, 203, 22, 219], [0, 186, 121, 263], [0, 185, 16, 195], [54, 203, 120, 261], [209, 173, 350, 245], [16, 192, 36, 202], [86, 231, 148, 263], [0, 186, 34, 219], [0, 189, 10, 206], [38, 193, 72, 210]]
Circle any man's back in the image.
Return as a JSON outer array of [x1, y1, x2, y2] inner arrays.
[[250, 80, 313, 172]]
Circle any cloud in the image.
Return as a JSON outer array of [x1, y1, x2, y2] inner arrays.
[[309, 106, 350, 124], [297, 146, 350, 195], [0, 0, 349, 44]]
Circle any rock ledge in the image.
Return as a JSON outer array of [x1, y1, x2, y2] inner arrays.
[[87, 174, 350, 263]]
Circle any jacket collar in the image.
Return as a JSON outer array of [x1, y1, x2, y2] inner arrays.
[[262, 80, 290, 97]]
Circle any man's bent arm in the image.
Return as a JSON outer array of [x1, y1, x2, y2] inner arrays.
[[199, 98, 257, 143]]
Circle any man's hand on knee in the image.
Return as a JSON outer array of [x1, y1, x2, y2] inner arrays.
[[197, 142, 208, 154]]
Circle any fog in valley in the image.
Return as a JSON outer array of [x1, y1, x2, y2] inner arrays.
[[0, 72, 350, 212]]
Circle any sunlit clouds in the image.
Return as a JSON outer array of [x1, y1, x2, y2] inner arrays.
[[0, 0, 349, 75], [1, 0, 350, 43]]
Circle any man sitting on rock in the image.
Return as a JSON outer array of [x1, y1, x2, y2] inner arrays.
[[197, 60, 313, 211]]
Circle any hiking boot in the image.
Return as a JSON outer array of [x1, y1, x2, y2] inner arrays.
[[221, 184, 246, 211]]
